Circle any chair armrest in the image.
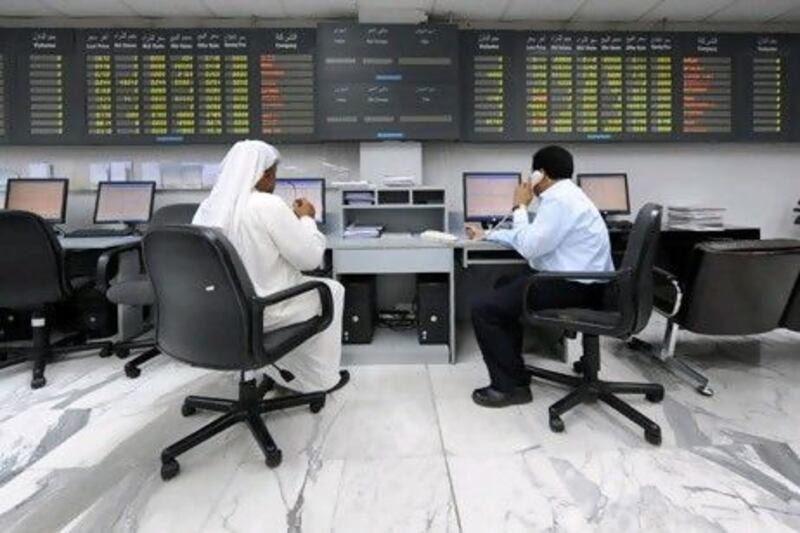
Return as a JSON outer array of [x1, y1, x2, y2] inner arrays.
[[254, 281, 335, 337], [530, 269, 630, 282], [95, 242, 143, 292], [256, 280, 333, 321], [653, 267, 682, 318]]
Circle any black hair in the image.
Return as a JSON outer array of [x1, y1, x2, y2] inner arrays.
[[532, 145, 574, 180]]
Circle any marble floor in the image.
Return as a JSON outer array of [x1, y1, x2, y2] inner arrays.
[[1, 318, 800, 532]]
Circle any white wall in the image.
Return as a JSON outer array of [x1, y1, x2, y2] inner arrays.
[[2, 142, 797, 237], [425, 142, 800, 238]]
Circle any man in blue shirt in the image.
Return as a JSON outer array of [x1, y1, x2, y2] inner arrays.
[[467, 145, 613, 408]]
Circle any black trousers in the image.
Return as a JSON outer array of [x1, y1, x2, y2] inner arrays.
[[470, 273, 605, 392]]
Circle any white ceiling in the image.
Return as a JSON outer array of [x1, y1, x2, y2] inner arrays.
[[0, 0, 799, 23]]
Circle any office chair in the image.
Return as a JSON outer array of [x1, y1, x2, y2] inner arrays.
[[782, 276, 800, 332], [0, 211, 112, 388], [523, 203, 665, 445], [144, 225, 337, 480], [632, 239, 800, 396], [96, 203, 199, 378]]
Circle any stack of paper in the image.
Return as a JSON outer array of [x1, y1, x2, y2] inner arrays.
[[343, 224, 384, 239], [667, 206, 726, 230], [343, 191, 375, 206]]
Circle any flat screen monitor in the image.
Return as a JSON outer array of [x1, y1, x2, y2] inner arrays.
[[273, 178, 326, 224], [463, 172, 521, 223], [4, 178, 69, 223], [577, 173, 630, 215], [94, 181, 156, 224]]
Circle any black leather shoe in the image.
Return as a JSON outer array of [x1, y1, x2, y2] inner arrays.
[[472, 386, 532, 408]]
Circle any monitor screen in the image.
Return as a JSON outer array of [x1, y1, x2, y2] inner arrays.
[[577, 173, 630, 215], [4, 178, 68, 223], [273, 178, 326, 224], [463, 172, 521, 222], [94, 181, 156, 224]]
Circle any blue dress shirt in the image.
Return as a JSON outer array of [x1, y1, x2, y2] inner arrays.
[[486, 179, 613, 282]]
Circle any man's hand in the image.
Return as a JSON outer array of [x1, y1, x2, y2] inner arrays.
[[465, 223, 486, 241], [513, 181, 534, 208], [293, 198, 316, 220]]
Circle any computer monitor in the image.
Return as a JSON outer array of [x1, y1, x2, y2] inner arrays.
[[463, 172, 521, 224], [274, 178, 326, 224], [4, 178, 69, 224], [94, 181, 156, 224], [577, 173, 631, 216]]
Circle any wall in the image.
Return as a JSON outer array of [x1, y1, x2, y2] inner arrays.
[[1, 141, 798, 237]]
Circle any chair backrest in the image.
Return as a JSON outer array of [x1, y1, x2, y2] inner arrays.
[[783, 275, 800, 332], [618, 203, 663, 335], [683, 239, 800, 335], [0, 210, 69, 309], [150, 203, 199, 228], [143, 225, 259, 370]]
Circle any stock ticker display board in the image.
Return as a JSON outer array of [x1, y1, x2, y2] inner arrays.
[[461, 30, 800, 143], [316, 23, 460, 141], [81, 29, 251, 144], [256, 28, 317, 142], [1, 26, 799, 144]]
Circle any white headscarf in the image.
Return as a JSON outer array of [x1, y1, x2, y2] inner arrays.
[[192, 140, 281, 238]]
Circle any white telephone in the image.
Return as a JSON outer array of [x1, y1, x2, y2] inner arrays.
[[529, 169, 545, 187]]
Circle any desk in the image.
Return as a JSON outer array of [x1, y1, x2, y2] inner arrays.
[[330, 235, 455, 365], [325, 225, 760, 365], [454, 226, 761, 272], [58, 235, 141, 250]]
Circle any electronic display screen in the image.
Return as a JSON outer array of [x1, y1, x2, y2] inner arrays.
[[317, 23, 460, 140]]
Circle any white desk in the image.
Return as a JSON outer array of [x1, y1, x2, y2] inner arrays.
[[58, 235, 141, 250]]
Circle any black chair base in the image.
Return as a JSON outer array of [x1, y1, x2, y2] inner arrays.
[[124, 347, 160, 378], [160, 376, 327, 481], [525, 336, 665, 445], [0, 328, 112, 389]]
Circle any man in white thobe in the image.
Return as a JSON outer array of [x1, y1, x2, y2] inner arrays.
[[192, 140, 344, 392]]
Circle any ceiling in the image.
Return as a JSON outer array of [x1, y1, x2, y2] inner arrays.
[[0, 0, 799, 23]]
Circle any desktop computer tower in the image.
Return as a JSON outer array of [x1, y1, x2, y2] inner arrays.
[[416, 275, 449, 344], [342, 275, 377, 344]]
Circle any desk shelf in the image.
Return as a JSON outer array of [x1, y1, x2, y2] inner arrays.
[[342, 328, 449, 365]]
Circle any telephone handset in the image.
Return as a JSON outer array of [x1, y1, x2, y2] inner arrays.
[[486, 169, 545, 235]]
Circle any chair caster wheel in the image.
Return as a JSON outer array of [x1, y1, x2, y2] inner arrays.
[[116, 348, 130, 359], [549, 416, 565, 433], [31, 376, 46, 389], [572, 361, 584, 374], [99, 344, 113, 358], [161, 459, 180, 481], [124, 365, 141, 379], [309, 398, 326, 414], [627, 338, 650, 351], [697, 385, 714, 397], [181, 404, 197, 417], [645, 429, 662, 446], [646, 389, 665, 403], [265, 449, 283, 469]]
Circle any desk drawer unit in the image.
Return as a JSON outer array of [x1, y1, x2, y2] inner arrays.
[[333, 248, 452, 274]]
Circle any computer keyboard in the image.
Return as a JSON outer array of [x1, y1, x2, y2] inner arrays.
[[65, 228, 134, 238], [420, 230, 458, 244]]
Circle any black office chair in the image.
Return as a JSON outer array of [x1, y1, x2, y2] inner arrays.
[[633, 239, 800, 396], [96, 203, 199, 378], [0, 211, 112, 388], [144, 225, 336, 480], [523, 203, 665, 445], [782, 276, 800, 332]]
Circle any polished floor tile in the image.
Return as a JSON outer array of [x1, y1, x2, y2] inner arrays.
[[0, 321, 799, 532]]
